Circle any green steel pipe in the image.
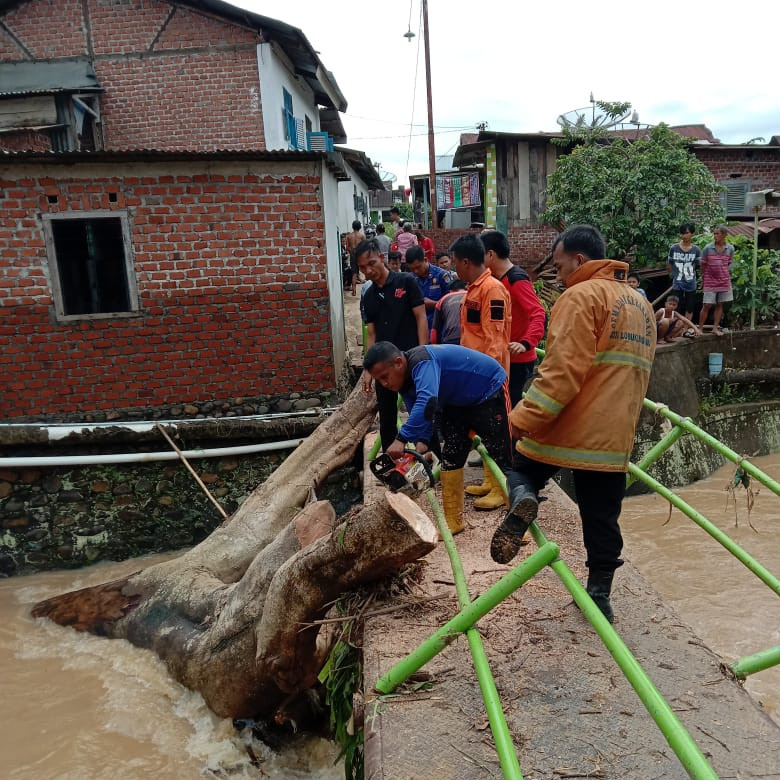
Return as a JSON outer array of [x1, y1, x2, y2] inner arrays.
[[424, 489, 471, 607], [374, 542, 559, 694], [423, 489, 524, 780], [526, 523, 721, 780], [626, 424, 686, 488], [642, 399, 780, 498], [465, 628, 523, 780], [730, 645, 780, 680], [367, 433, 382, 461], [628, 463, 780, 598]]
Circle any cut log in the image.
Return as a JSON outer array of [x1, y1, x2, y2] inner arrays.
[[31, 383, 438, 719]]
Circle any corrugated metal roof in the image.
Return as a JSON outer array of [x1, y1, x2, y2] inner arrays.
[[0, 58, 101, 98], [0, 147, 351, 179], [727, 219, 780, 238], [335, 146, 384, 190]]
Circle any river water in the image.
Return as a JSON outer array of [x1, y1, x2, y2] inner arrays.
[[622, 453, 780, 725], [0, 554, 342, 779], [1, 456, 778, 777]]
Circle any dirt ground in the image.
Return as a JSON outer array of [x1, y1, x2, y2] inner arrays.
[[343, 288, 780, 780]]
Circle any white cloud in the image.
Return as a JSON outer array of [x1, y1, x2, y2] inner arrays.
[[237, 0, 779, 183]]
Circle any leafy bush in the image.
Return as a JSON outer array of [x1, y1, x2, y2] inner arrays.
[[725, 235, 780, 328]]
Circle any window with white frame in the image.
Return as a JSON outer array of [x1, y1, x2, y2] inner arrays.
[[42, 211, 140, 320]]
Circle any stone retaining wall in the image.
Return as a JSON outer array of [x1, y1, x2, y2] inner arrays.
[[0, 451, 360, 577]]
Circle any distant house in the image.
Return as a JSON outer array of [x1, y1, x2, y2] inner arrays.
[[445, 127, 780, 268], [0, 0, 377, 421], [335, 147, 385, 233]]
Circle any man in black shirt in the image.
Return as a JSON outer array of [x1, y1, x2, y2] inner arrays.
[[357, 238, 428, 452]]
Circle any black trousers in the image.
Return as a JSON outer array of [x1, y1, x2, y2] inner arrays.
[[508, 362, 535, 408], [507, 451, 625, 573], [439, 388, 512, 472], [376, 381, 401, 452]]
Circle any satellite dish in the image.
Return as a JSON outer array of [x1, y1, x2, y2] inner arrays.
[[379, 169, 397, 183], [557, 100, 632, 131]]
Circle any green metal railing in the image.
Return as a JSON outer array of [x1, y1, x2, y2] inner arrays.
[[369, 382, 779, 779]]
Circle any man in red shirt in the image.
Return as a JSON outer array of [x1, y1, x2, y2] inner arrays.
[[482, 230, 547, 407]]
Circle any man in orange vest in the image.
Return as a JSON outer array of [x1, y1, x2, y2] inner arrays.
[[450, 233, 512, 512]]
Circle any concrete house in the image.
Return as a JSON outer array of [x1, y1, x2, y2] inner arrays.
[[0, 0, 373, 421]]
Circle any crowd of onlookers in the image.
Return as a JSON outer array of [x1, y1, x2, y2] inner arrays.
[[344, 215, 736, 354]]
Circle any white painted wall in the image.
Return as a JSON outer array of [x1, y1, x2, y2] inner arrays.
[[257, 42, 320, 151], [320, 162, 347, 379], [337, 159, 372, 235]]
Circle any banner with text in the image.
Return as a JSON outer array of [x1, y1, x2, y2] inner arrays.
[[436, 173, 481, 210]]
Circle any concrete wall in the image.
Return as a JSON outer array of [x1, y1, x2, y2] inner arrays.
[[631, 330, 780, 491]]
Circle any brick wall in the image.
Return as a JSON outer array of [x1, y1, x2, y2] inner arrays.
[[427, 225, 557, 272], [693, 147, 780, 191], [0, 0, 266, 152], [0, 160, 335, 420]]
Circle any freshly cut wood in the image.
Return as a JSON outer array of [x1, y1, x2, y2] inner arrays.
[[32, 383, 437, 719]]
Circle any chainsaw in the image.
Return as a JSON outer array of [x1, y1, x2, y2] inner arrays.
[[369, 450, 435, 496]]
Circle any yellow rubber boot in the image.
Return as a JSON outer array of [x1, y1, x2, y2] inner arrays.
[[473, 470, 509, 511], [465, 462, 491, 496], [440, 469, 465, 535]]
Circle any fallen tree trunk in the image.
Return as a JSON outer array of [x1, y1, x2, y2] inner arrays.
[[31, 384, 437, 719]]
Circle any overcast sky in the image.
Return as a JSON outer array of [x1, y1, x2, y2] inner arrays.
[[237, 0, 779, 186]]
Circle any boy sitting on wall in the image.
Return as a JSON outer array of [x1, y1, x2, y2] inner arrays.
[[655, 295, 701, 343]]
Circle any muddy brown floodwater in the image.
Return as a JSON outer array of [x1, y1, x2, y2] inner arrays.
[[622, 453, 780, 725], [0, 553, 342, 780]]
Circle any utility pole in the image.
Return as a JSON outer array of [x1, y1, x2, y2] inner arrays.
[[422, 0, 438, 229]]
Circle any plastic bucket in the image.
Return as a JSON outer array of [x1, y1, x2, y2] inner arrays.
[[708, 353, 723, 376]]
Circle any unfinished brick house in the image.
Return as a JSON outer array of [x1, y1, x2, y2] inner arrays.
[[0, 0, 364, 421]]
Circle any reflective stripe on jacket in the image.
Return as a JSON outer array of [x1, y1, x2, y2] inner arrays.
[[510, 259, 655, 472]]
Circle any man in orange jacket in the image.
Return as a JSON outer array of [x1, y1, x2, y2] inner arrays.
[[490, 225, 656, 622]]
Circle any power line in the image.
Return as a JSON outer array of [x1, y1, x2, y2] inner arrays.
[[349, 127, 472, 141], [342, 112, 473, 129]]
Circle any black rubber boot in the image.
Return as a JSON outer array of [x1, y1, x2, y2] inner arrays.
[[586, 569, 615, 623], [489, 485, 538, 564]]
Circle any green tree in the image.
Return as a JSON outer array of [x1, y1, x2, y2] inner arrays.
[[543, 121, 725, 264]]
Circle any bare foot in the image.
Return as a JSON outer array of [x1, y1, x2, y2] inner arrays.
[[714, 327, 723, 336], [663, 336, 677, 343]]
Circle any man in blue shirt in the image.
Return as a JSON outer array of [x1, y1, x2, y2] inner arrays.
[[406, 246, 451, 331], [364, 341, 512, 535]]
